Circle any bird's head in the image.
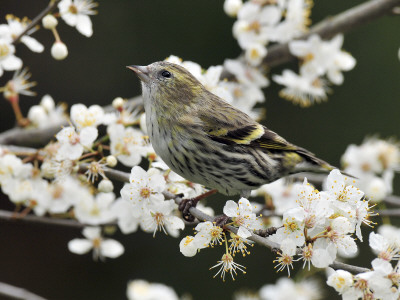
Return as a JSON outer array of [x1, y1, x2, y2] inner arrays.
[[127, 61, 204, 106]]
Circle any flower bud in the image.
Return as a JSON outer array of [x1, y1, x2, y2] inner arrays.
[[98, 179, 114, 193], [224, 0, 242, 17], [41, 160, 55, 179], [112, 97, 125, 109], [106, 155, 118, 167], [42, 14, 58, 29], [40, 95, 55, 112], [51, 42, 68, 60], [27, 105, 47, 127]]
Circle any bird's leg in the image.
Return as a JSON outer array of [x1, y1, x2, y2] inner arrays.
[[178, 189, 217, 222]]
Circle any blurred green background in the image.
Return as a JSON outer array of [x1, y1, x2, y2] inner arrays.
[[0, 0, 399, 299]]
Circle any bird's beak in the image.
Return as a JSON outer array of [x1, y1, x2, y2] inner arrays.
[[126, 65, 150, 83]]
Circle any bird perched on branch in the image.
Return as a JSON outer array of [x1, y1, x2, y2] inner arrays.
[[127, 61, 334, 218]]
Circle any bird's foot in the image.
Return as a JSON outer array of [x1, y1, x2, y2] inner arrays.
[[213, 214, 230, 228], [178, 189, 218, 222], [179, 198, 197, 222]]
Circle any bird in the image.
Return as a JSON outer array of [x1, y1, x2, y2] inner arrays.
[[127, 61, 334, 215]]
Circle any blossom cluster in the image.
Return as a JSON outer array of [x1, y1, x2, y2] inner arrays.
[[223, 0, 356, 106], [224, 0, 312, 65], [179, 197, 264, 281], [0, 101, 207, 259], [253, 170, 374, 275], [126, 277, 322, 300], [327, 225, 400, 300], [273, 34, 356, 106], [341, 137, 399, 202], [0, 0, 97, 78]]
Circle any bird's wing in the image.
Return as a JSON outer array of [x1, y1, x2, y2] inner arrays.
[[201, 115, 297, 151]]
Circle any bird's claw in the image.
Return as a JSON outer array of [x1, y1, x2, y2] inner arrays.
[[178, 198, 196, 222]]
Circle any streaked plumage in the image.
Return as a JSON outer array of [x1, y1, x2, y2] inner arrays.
[[128, 61, 333, 198]]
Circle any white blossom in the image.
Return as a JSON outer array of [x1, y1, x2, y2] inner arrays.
[[120, 166, 166, 218], [0, 15, 44, 52], [58, 0, 97, 37], [245, 43, 267, 66], [273, 69, 328, 107], [3, 68, 36, 100], [233, 1, 281, 49], [0, 37, 22, 77], [223, 197, 262, 238], [70, 103, 104, 129], [55, 126, 97, 160], [269, 206, 306, 246], [140, 200, 184, 237], [47, 176, 92, 214], [68, 226, 124, 260], [108, 123, 152, 167], [126, 280, 179, 300], [112, 198, 140, 234], [193, 221, 224, 249], [74, 192, 116, 225], [179, 236, 198, 257], [369, 231, 400, 261], [210, 253, 246, 281], [289, 34, 355, 84], [260, 277, 321, 300], [326, 269, 353, 294]]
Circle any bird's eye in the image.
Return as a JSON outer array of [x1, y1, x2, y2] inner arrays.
[[161, 70, 172, 78]]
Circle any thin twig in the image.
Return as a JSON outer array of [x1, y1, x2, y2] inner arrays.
[[329, 261, 370, 274], [12, 0, 62, 45], [0, 123, 67, 147], [0, 282, 47, 300], [0, 209, 116, 228], [0, 96, 142, 147], [262, 0, 400, 68]]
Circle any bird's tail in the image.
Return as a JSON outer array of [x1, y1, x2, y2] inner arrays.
[[293, 147, 355, 178]]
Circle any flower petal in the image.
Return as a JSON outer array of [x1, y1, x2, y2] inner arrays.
[[100, 239, 124, 258], [68, 238, 93, 254], [76, 15, 93, 37], [21, 36, 44, 53]]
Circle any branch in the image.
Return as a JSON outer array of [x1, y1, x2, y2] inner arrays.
[[263, 0, 400, 68], [0, 97, 143, 147], [329, 261, 370, 274], [0, 123, 66, 147], [0, 209, 107, 228], [12, 0, 62, 45], [0, 282, 47, 300]]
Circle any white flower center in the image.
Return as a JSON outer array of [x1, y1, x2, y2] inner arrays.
[[0, 43, 10, 58]]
